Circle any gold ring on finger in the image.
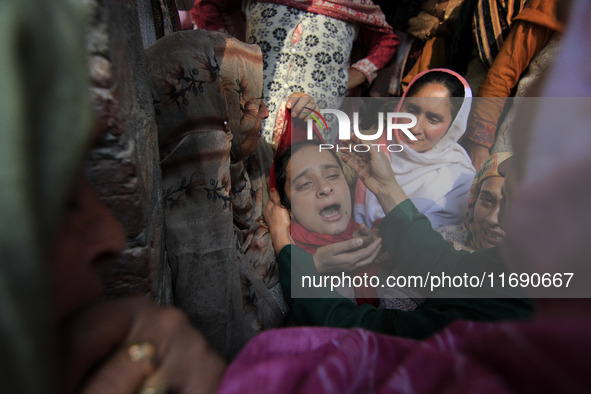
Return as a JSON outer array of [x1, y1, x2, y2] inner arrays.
[[127, 342, 157, 364]]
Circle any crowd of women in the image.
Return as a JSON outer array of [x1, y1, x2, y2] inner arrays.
[[2, 0, 590, 393]]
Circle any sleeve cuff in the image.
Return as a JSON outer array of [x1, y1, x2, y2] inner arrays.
[[465, 117, 497, 148], [351, 59, 378, 84]]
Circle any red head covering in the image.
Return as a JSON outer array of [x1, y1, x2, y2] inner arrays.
[[269, 109, 325, 189]]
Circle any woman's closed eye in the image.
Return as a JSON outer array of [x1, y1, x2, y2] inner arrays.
[[295, 172, 340, 191], [427, 114, 443, 124], [478, 192, 496, 208], [296, 179, 313, 191], [405, 104, 420, 115], [326, 172, 340, 181]]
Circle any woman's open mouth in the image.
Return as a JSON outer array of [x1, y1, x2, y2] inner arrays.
[[319, 203, 343, 221], [482, 229, 504, 245]]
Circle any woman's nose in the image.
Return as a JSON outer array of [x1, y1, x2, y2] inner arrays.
[[316, 178, 333, 197], [259, 101, 269, 120], [49, 174, 128, 319], [79, 177, 127, 268], [486, 204, 500, 226], [410, 115, 424, 135]]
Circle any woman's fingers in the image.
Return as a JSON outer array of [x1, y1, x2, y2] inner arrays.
[[314, 239, 362, 273], [269, 188, 281, 205], [126, 306, 225, 394], [62, 298, 226, 394], [60, 298, 147, 394], [294, 99, 311, 119], [354, 224, 372, 237], [353, 241, 382, 270], [153, 323, 225, 394], [265, 189, 282, 221], [333, 238, 382, 267], [293, 97, 307, 117], [81, 342, 157, 394], [343, 153, 372, 184], [339, 238, 381, 263], [265, 189, 293, 253], [343, 135, 399, 194], [324, 237, 364, 255], [341, 153, 365, 175], [264, 190, 290, 225], [287, 92, 305, 111], [287, 92, 318, 119], [347, 135, 384, 168]]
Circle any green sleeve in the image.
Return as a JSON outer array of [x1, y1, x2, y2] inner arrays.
[[277, 245, 388, 334], [378, 200, 533, 335], [379, 201, 526, 297], [277, 201, 533, 337], [379, 200, 476, 276]]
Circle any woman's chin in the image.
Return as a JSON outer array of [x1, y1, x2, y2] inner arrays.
[[321, 216, 351, 236]]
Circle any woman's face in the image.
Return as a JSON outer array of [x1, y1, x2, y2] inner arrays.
[[473, 176, 506, 248], [239, 99, 269, 157], [50, 173, 126, 319], [286, 146, 352, 235], [398, 82, 453, 153]]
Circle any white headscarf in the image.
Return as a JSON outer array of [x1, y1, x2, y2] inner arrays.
[[355, 68, 475, 229]]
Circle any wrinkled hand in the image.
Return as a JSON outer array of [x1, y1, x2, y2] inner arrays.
[[59, 296, 225, 394], [341, 136, 397, 195], [313, 228, 382, 273], [264, 189, 292, 254], [342, 136, 408, 213], [286, 92, 319, 120], [464, 141, 491, 172], [352, 223, 378, 240]]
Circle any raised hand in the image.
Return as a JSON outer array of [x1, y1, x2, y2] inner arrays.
[[286, 92, 319, 120], [264, 189, 293, 254], [341, 135, 408, 213]]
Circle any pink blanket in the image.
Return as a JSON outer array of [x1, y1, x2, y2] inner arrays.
[[219, 312, 591, 393]]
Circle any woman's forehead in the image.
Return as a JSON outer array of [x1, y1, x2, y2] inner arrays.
[[290, 146, 339, 174], [404, 95, 452, 117], [480, 176, 504, 193], [292, 146, 337, 164], [410, 82, 450, 98]]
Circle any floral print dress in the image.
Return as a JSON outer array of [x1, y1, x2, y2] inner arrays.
[[246, 2, 357, 144]]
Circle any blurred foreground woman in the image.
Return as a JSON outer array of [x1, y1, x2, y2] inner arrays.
[[0, 1, 224, 393]]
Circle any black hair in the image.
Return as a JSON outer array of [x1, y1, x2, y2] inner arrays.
[[445, 0, 479, 75], [406, 70, 465, 121], [274, 141, 342, 210]]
